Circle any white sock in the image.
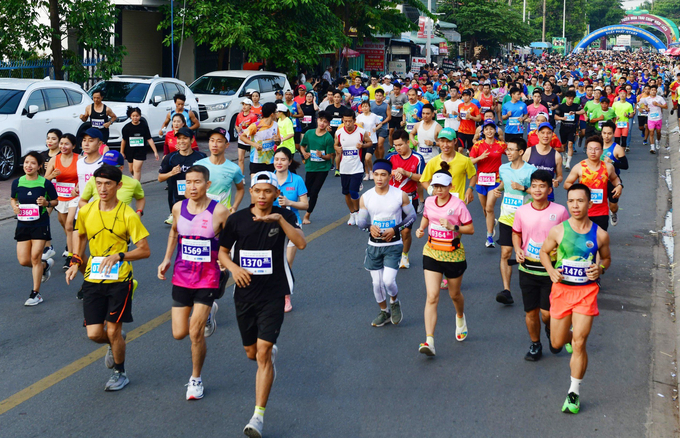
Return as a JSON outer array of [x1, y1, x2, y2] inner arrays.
[[254, 406, 265, 420], [190, 376, 201, 384], [426, 335, 434, 346], [390, 297, 398, 304], [569, 376, 582, 395], [456, 314, 465, 328], [381, 307, 389, 313]]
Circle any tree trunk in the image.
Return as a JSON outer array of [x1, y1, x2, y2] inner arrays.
[[49, 0, 63, 80]]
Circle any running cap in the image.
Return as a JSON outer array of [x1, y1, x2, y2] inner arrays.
[[431, 172, 452, 186], [594, 87, 603, 91], [538, 122, 554, 131], [482, 119, 497, 130], [242, 98, 253, 105], [276, 103, 289, 113], [372, 159, 392, 174], [297, 84, 306, 90], [102, 150, 124, 167], [177, 126, 194, 138], [246, 88, 258, 94], [537, 112, 549, 119], [251, 171, 279, 190], [274, 90, 283, 95], [438, 127, 457, 140], [83, 127, 103, 141], [208, 127, 230, 142], [461, 89, 472, 96]]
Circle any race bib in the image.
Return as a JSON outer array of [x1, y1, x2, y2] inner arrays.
[[17, 204, 39, 221], [330, 118, 342, 127], [502, 193, 524, 213], [89, 257, 120, 280], [481, 106, 490, 112], [373, 217, 396, 230], [590, 188, 603, 204], [561, 259, 590, 283], [617, 121, 627, 128], [55, 182, 75, 198], [181, 239, 211, 262], [460, 111, 467, 120], [549, 109, 553, 116], [310, 151, 324, 162], [508, 117, 520, 126], [649, 112, 662, 121], [91, 119, 105, 128], [352, 96, 362, 105], [240, 250, 273, 275], [429, 223, 453, 240], [376, 116, 384, 123], [419, 146, 432, 154], [478, 172, 496, 186], [526, 238, 542, 260], [177, 180, 186, 196], [292, 118, 298, 128], [129, 137, 145, 147], [391, 109, 400, 116], [436, 113, 445, 121], [343, 148, 358, 157], [302, 115, 312, 124], [598, 120, 605, 129], [406, 123, 415, 131], [261, 140, 275, 151], [529, 122, 537, 131], [565, 114, 575, 122]]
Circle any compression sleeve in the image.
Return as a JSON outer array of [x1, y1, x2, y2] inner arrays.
[[615, 155, 629, 170], [392, 203, 417, 236], [356, 208, 371, 230]]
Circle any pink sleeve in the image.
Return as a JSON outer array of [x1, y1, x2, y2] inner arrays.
[[560, 208, 570, 223], [457, 201, 472, 225], [512, 209, 523, 233]]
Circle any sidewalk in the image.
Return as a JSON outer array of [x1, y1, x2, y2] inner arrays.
[[0, 137, 240, 221]]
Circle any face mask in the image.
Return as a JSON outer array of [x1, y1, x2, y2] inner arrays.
[[362, 95, 369, 101]]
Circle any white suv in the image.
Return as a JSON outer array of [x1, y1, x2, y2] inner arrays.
[[0, 78, 93, 180], [189, 70, 291, 138], [88, 75, 200, 147]]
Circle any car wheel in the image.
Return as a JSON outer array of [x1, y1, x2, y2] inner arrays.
[[0, 139, 19, 181], [229, 115, 238, 142]]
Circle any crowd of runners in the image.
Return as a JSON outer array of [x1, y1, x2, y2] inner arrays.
[[9, 48, 680, 436]]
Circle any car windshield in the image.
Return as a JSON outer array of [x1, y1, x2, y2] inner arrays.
[[189, 76, 243, 96], [0, 89, 26, 114], [88, 81, 150, 103]]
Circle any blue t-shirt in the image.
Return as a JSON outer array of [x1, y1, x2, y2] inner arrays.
[[194, 157, 244, 209], [471, 98, 481, 109], [273, 171, 307, 224], [502, 101, 528, 134], [423, 91, 438, 104]]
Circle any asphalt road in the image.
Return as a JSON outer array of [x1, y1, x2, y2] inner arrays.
[[0, 125, 661, 437]]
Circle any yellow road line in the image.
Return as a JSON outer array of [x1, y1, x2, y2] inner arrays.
[[0, 213, 349, 416]]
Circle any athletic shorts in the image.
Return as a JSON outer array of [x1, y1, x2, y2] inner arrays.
[[504, 133, 524, 144], [638, 115, 648, 127], [235, 296, 285, 346], [497, 222, 513, 247], [15, 225, 51, 242], [365, 143, 377, 155], [579, 120, 587, 130], [125, 146, 147, 162], [614, 126, 629, 138], [250, 162, 275, 174], [389, 116, 403, 129], [475, 181, 500, 196], [589, 214, 609, 231], [607, 181, 619, 204], [458, 133, 474, 150], [237, 142, 251, 151], [341, 173, 363, 196], [584, 126, 597, 140], [519, 271, 552, 312], [83, 280, 134, 325], [364, 243, 403, 271], [648, 119, 663, 131], [55, 197, 79, 214], [422, 256, 467, 279], [559, 126, 576, 144], [294, 132, 301, 144], [377, 129, 389, 139], [550, 281, 599, 319], [172, 285, 217, 308]]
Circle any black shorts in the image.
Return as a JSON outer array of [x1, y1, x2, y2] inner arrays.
[[607, 181, 619, 204], [365, 143, 377, 155], [235, 296, 285, 346], [638, 116, 648, 127], [15, 225, 51, 242], [341, 173, 363, 196], [589, 214, 609, 231], [584, 126, 597, 139], [559, 126, 576, 144], [237, 142, 251, 151], [172, 285, 217, 308], [519, 271, 552, 312], [125, 146, 147, 162], [498, 222, 513, 247], [83, 280, 134, 325], [294, 131, 301, 144], [250, 162, 275, 174], [423, 256, 467, 279], [458, 133, 474, 150], [389, 116, 402, 129]]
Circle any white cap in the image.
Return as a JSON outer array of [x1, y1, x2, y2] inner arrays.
[[251, 171, 279, 189], [276, 103, 289, 113], [431, 172, 452, 187], [242, 98, 253, 105], [594, 86, 603, 91], [245, 88, 258, 94]]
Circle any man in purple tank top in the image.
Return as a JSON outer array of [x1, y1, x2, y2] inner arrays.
[[158, 164, 230, 401]]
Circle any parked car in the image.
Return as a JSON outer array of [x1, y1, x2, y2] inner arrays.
[[0, 78, 93, 180], [88, 75, 200, 147], [189, 70, 291, 139]]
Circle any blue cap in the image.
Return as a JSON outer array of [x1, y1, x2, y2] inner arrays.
[[102, 150, 124, 167], [83, 127, 103, 141], [538, 122, 554, 131], [482, 119, 497, 129]]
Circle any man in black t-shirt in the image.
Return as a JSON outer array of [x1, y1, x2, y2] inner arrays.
[[554, 90, 584, 170], [218, 171, 306, 438], [540, 81, 560, 127]]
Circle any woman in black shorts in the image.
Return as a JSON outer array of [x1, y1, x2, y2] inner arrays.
[[120, 106, 159, 181], [11, 152, 58, 306]]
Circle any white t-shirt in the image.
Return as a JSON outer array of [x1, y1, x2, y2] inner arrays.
[[642, 95, 666, 121], [77, 155, 103, 193], [444, 99, 463, 131], [381, 84, 394, 95], [356, 113, 379, 143], [336, 126, 365, 175]]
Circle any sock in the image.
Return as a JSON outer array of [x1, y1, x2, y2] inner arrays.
[[456, 314, 465, 328], [402, 252, 408, 258], [569, 376, 582, 395], [426, 335, 434, 346], [114, 361, 125, 373], [68, 252, 73, 257], [486, 232, 492, 238], [190, 376, 201, 384], [390, 297, 398, 304], [254, 406, 266, 419], [381, 307, 389, 313], [532, 341, 541, 346]]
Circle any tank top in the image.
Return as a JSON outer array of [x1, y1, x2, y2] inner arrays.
[[526, 147, 557, 177], [285, 102, 301, 131], [171, 109, 191, 126], [54, 153, 79, 201], [416, 121, 438, 163], [77, 155, 103, 193], [172, 199, 221, 289], [370, 101, 388, 132], [601, 142, 620, 175], [555, 220, 599, 286], [300, 103, 316, 132], [90, 104, 109, 138], [479, 94, 494, 112], [580, 160, 609, 217], [363, 186, 404, 247]]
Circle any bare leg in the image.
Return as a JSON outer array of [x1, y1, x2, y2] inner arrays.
[[423, 269, 443, 336], [500, 245, 513, 291], [569, 313, 594, 379], [526, 308, 541, 343], [188, 303, 211, 377]]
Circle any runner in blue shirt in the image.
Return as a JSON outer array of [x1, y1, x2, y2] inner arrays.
[[501, 87, 528, 142]]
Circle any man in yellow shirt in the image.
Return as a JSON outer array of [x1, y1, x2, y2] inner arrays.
[[421, 128, 477, 204], [366, 74, 384, 102]]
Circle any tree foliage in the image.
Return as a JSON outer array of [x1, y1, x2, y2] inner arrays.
[[587, 0, 625, 32], [526, 0, 587, 43], [0, 0, 125, 83]]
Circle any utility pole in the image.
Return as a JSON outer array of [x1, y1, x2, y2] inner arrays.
[[523, 0, 526, 22], [426, 0, 431, 64], [562, 0, 566, 38], [542, 0, 546, 42]]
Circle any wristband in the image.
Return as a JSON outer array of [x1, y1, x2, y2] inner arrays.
[[136, 210, 144, 216], [599, 264, 606, 274], [70, 254, 83, 266]]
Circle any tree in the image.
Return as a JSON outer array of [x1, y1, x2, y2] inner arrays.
[[587, 0, 625, 31], [438, 0, 534, 58], [0, 0, 125, 83], [527, 0, 586, 43]]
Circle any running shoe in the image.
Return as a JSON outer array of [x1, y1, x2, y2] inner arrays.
[[363, 173, 369, 181], [485, 236, 495, 248], [243, 416, 264, 438], [492, 219, 498, 238], [24, 291, 43, 306], [77, 287, 84, 300], [359, 183, 364, 191], [334, 170, 340, 177], [417, 203, 425, 215], [643, 140, 648, 146], [104, 370, 129, 391], [369, 171, 374, 180], [42, 245, 55, 261], [545, 325, 562, 354], [650, 145, 656, 154], [41, 258, 53, 283], [565, 342, 573, 354], [105, 331, 126, 369], [164, 214, 173, 225], [371, 310, 391, 327], [271, 344, 277, 382], [455, 313, 468, 341], [625, 146, 630, 152], [610, 211, 618, 227], [62, 247, 69, 258], [419, 342, 436, 356], [284, 294, 293, 313], [495, 289, 514, 305], [399, 254, 410, 269], [390, 300, 403, 325], [204, 302, 218, 338], [524, 342, 543, 361], [440, 278, 448, 289], [561, 392, 580, 414], [63, 256, 72, 271], [347, 212, 356, 226], [186, 379, 204, 400]]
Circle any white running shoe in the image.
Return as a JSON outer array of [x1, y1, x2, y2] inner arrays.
[[419, 342, 436, 356], [42, 245, 55, 261], [417, 202, 424, 215], [243, 416, 264, 438], [186, 379, 204, 400], [24, 292, 43, 306], [650, 145, 656, 154], [399, 254, 410, 269], [369, 171, 374, 180], [363, 173, 369, 181], [456, 314, 468, 341], [204, 302, 218, 338], [164, 214, 173, 224], [41, 258, 53, 283], [347, 212, 356, 226]]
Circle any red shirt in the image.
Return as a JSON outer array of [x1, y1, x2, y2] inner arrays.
[[294, 96, 306, 106], [469, 139, 507, 178], [527, 130, 562, 149], [386, 151, 426, 196], [457, 102, 479, 135], [163, 130, 199, 155], [236, 112, 259, 143]]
